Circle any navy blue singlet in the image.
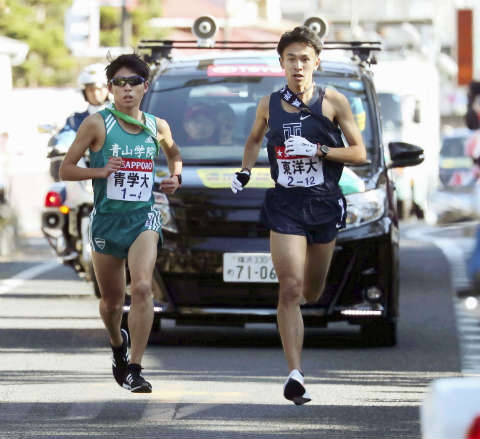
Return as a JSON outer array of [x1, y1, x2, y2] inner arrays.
[[265, 87, 345, 195], [260, 86, 347, 243]]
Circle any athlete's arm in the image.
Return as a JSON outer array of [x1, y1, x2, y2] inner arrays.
[[231, 96, 269, 194], [322, 89, 367, 164], [156, 117, 182, 194], [242, 95, 270, 170], [59, 113, 121, 181]]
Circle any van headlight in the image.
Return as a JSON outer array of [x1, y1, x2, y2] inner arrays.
[[344, 188, 386, 229], [154, 192, 178, 234]]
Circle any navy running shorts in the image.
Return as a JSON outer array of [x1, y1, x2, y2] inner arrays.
[[260, 187, 347, 244]]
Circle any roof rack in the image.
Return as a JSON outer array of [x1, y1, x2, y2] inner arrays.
[[138, 40, 381, 66], [324, 41, 382, 65]]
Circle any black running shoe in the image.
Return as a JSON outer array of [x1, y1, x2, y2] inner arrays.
[[283, 369, 311, 405], [111, 328, 129, 387], [123, 363, 152, 393]]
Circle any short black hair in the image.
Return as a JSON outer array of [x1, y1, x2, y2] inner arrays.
[[277, 26, 323, 57], [105, 53, 150, 82]]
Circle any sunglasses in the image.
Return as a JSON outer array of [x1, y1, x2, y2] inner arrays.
[[110, 75, 146, 87]]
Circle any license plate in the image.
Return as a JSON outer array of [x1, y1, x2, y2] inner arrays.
[[223, 253, 278, 283]]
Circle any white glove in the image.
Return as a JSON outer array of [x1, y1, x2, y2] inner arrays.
[[231, 169, 251, 194], [284, 135, 317, 157]]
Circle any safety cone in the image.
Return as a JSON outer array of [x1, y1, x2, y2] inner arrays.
[[467, 416, 480, 439]]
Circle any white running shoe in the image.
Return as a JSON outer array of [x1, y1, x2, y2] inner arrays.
[[283, 369, 311, 405]]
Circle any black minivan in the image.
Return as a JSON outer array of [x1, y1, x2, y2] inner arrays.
[[132, 41, 423, 346]]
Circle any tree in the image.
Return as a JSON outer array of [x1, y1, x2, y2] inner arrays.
[[100, 1, 164, 48], [0, 0, 77, 87]]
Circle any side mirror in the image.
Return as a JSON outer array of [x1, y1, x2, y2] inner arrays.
[[388, 141, 424, 168]]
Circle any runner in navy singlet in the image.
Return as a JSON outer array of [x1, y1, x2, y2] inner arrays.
[[231, 26, 367, 405]]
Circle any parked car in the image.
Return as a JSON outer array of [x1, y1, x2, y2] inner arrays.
[[429, 128, 477, 224], [439, 127, 475, 187], [127, 17, 424, 346]]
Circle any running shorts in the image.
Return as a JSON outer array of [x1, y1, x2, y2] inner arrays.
[[260, 187, 347, 244], [89, 206, 163, 258]]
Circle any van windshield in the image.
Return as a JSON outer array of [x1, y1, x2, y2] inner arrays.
[[145, 73, 375, 166]]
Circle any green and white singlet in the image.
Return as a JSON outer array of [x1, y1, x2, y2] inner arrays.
[[88, 109, 163, 258], [90, 109, 158, 213]]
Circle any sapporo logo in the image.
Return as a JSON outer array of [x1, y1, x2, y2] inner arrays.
[[94, 238, 106, 250]]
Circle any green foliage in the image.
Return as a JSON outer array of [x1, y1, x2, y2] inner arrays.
[[1, 0, 165, 87], [100, 1, 165, 46], [100, 6, 121, 47], [0, 0, 76, 87], [130, 1, 165, 43]]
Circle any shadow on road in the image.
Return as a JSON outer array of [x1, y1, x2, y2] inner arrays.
[[0, 400, 419, 439]]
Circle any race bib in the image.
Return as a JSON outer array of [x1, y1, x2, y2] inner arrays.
[[106, 157, 154, 202], [275, 146, 324, 188]]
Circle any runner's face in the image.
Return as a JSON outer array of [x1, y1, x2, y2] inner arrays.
[[108, 67, 148, 109], [279, 42, 320, 91]]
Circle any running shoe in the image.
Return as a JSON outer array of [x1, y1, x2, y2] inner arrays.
[[123, 363, 152, 393], [111, 328, 129, 387], [283, 369, 311, 405]]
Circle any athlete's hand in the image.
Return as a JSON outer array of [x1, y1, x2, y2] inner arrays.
[[160, 176, 179, 194], [101, 157, 123, 178], [231, 168, 251, 194], [284, 136, 317, 157]]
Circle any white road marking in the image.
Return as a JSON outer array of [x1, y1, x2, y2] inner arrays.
[[0, 259, 60, 295]]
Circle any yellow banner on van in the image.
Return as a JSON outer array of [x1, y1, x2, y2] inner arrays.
[[197, 168, 275, 188]]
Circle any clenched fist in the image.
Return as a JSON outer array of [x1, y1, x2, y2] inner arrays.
[[102, 156, 123, 178], [231, 168, 251, 194]]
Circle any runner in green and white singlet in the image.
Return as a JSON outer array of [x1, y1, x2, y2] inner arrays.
[[60, 54, 182, 393], [88, 108, 163, 258]]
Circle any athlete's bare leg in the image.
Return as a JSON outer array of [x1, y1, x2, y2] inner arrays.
[[92, 251, 126, 347], [270, 231, 307, 372], [303, 239, 336, 304], [127, 230, 158, 365]]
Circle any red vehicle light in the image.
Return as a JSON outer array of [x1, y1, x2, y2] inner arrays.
[[45, 191, 62, 207]]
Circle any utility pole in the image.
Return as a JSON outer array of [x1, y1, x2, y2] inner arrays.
[[120, 0, 132, 47]]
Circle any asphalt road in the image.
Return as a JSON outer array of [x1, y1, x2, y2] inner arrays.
[[0, 225, 468, 439]]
